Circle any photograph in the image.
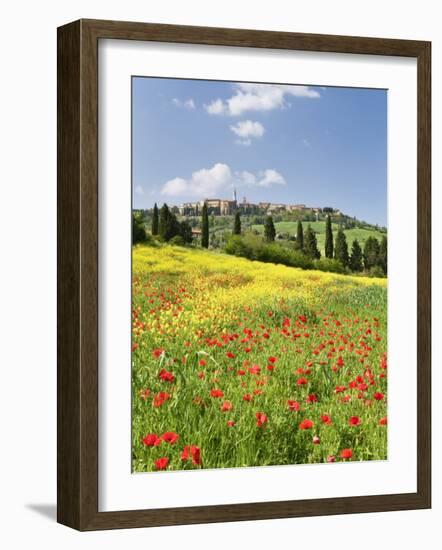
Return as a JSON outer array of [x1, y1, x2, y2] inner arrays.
[[131, 77, 388, 472]]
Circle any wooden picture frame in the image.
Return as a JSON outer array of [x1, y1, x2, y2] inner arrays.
[[57, 18, 431, 531]]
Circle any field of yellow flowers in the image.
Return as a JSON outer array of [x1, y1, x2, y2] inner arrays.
[[132, 244, 387, 472]]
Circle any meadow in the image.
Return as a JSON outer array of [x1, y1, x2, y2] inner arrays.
[[132, 244, 387, 472], [251, 221, 386, 255]]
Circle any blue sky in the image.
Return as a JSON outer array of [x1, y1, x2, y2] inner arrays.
[[133, 77, 387, 226]]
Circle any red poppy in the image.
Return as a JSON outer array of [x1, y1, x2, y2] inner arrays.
[[379, 417, 388, 425], [159, 369, 175, 383], [255, 412, 268, 428], [373, 392, 385, 401], [287, 400, 300, 412], [226, 351, 235, 359], [297, 377, 308, 386], [181, 445, 202, 465], [142, 433, 161, 447], [161, 431, 179, 444], [198, 359, 207, 367], [312, 435, 321, 445], [243, 393, 252, 402], [299, 419, 314, 430], [306, 394, 318, 404], [248, 364, 261, 374], [152, 348, 165, 359], [227, 420, 235, 427], [340, 448, 353, 459], [335, 385, 347, 393], [210, 389, 224, 398], [320, 414, 332, 425], [327, 455, 336, 463], [349, 416, 361, 426], [268, 356, 277, 364], [153, 391, 171, 407], [154, 457, 169, 470], [220, 401, 233, 412]]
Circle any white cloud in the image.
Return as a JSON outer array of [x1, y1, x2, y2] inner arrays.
[[204, 98, 225, 115], [134, 185, 144, 195], [230, 120, 265, 145], [205, 83, 320, 116], [172, 98, 196, 109], [161, 163, 286, 198], [256, 169, 286, 187], [162, 163, 232, 198]]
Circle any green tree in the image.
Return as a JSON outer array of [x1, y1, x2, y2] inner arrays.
[[158, 203, 170, 240], [151, 203, 159, 235], [179, 220, 193, 244], [379, 235, 388, 275], [304, 224, 320, 259], [363, 236, 380, 270], [132, 212, 146, 244], [264, 215, 276, 242], [233, 212, 242, 235], [349, 239, 363, 272], [201, 202, 209, 248], [334, 227, 349, 267], [325, 215, 334, 259], [294, 220, 304, 252], [158, 203, 181, 242]]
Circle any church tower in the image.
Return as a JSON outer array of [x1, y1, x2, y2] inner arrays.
[[233, 187, 237, 204]]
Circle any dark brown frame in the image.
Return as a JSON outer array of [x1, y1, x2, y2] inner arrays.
[[57, 19, 431, 531]]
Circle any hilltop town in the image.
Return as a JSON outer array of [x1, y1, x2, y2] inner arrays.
[[177, 189, 341, 218]]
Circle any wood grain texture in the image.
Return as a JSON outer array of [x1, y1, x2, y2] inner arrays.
[[57, 20, 81, 529], [57, 19, 431, 531]]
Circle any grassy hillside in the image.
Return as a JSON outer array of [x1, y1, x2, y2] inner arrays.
[[251, 221, 385, 255]]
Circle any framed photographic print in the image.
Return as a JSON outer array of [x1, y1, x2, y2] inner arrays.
[[57, 19, 431, 530]]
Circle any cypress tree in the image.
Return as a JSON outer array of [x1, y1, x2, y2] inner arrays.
[[349, 239, 363, 272], [294, 220, 304, 252], [264, 215, 276, 242], [179, 220, 193, 243], [379, 235, 388, 275], [233, 212, 241, 235], [334, 227, 349, 267], [363, 236, 380, 270], [304, 225, 320, 259], [151, 203, 159, 235], [158, 203, 170, 240], [201, 202, 209, 248], [325, 215, 334, 259]]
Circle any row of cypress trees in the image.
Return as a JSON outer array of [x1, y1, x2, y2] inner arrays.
[[322, 214, 387, 273], [262, 213, 387, 274]]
